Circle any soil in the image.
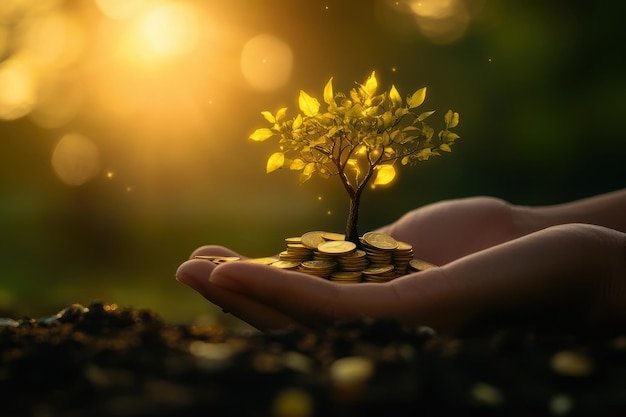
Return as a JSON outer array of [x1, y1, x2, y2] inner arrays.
[[2, 301, 626, 417]]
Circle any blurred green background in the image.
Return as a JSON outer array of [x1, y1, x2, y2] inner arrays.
[[1, 0, 624, 325]]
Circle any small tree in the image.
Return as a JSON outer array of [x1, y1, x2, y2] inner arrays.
[[249, 71, 460, 244]]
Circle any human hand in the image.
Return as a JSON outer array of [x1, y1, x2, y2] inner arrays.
[[176, 223, 626, 334]]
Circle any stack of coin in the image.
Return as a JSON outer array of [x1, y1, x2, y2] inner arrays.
[[362, 265, 396, 282], [328, 271, 362, 284], [360, 232, 398, 267], [392, 241, 414, 276], [336, 249, 369, 272], [298, 260, 337, 277], [195, 230, 438, 283], [278, 236, 315, 263]]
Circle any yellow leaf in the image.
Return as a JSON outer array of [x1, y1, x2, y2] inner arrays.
[[275, 107, 287, 122], [266, 152, 284, 173], [439, 143, 452, 152], [373, 164, 396, 186], [323, 77, 334, 105], [389, 85, 402, 107], [292, 114, 303, 130], [365, 71, 377, 96], [299, 90, 320, 117], [290, 158, 306, 170], [299, 162, 315, 183], [261, 111, 275, 123], [445, 110, 460, 128], [408, 87, 427, 109], [401, 156, 410, 165], [249, 128, 274, 142]]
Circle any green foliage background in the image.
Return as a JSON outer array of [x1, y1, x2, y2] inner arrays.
[[0, 0, 624, 324]]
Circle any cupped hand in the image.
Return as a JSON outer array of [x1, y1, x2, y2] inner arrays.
[[176, 224, 626, 333]]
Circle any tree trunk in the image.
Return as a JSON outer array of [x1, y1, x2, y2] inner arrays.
[[344, 190, 362, 245]]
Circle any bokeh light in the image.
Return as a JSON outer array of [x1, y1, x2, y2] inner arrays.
[[51, 134, 101, 186], [138, 2, 200, 60], [240, 33, 293, 91], [16, 10, 86, 70], [0, 58, 37, 120]]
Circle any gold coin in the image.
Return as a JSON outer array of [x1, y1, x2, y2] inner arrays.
[[409, 259, 437, 271], [301, 231, 327, 249], [245, 257, 279, 265], [300, 260, 337, 270], [285, 236, 302, 243], [321, 232, 345, 241], [395, 241, 413, 251], [194, 256, 241, 263], [317, 240, 357, 255], [362, 265, 394, 275], [271, 261, 301, 269], [362, 232, 398, 250]]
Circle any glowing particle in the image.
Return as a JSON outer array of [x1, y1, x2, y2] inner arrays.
[[317, 196, 323, 201], [327, 211, 332, 215], [107, 171, 114, 179]]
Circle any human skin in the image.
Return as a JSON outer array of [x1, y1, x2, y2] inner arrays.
[[176, 189, 626, 333]]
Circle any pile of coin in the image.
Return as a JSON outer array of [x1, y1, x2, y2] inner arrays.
[[196, 230, 437, 284]]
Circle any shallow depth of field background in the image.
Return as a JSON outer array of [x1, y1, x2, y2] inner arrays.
[[1, 0, 624, 325]]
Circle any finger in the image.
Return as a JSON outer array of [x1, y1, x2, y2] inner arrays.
[[189, 245, 245, 259], [208, 261, 415, 328], [176, 259, 301, 331]]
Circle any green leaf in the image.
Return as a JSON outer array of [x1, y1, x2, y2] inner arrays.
[[266, 152, 284, 173], [249, 128, 274, 142], [389, 85, 402, 107], [373, 164, 396, 185], [299, 90, 320, 117], [323, 77, 334, 105], [445, 110, 459, 128], [408, 87, 427, 109], [261, 111, 275, 124], [365, 71, 377, 96]]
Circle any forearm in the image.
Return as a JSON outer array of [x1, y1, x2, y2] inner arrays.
[[514, 188, 626, 234]]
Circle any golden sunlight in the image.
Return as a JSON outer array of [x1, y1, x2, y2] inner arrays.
[[51, 134, 101, 186], [240, 34, 293, 91], [136, 2, 200, 62]]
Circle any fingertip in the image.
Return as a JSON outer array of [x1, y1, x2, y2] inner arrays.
[[175, 258, 216, 289], [189, 245, 241, 259]]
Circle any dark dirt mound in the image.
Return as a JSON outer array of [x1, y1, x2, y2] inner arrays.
[[2, 301, 626, 417]]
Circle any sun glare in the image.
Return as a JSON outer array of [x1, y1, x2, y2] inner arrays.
[[119, 2, 201, 65]]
